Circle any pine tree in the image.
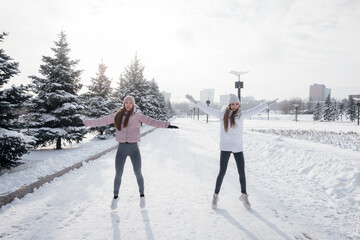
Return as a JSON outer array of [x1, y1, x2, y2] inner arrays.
[[0, 32, 19, 86], [116, 54, 146, 102], [313, 102, 322, 121], [115, 54, 168, 120], [82, 60, 116, 138], [88, 60, 112, 99], [26, 31, 86, 149], [332, 100, 339, 121], [0, 32, 35, 170], [339, 102, 345, 121], [0, 85, 31, 128], [346, 96, 356, 122], [140, 79, 168, 120], [322, 94, 332, 121]]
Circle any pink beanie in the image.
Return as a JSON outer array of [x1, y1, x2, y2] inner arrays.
[[123, 96, 135, 105]]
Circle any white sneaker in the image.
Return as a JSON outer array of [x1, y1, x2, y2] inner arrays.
[[211, 194, 219, 209], [111, 197, 119, 210], [140, 196, 146, 208], [239, 193, 251, 209]]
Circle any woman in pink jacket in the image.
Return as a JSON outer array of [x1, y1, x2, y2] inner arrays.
[[83, 96, 178, 210]]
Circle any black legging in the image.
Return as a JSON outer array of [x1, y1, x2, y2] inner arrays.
[[215, 151, 246, 194]]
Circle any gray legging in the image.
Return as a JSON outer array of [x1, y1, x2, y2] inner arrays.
[[113, 142, 144, 196], [215, 151, 246, 194]]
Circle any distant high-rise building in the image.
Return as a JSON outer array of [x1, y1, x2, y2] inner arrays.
[[349, 94, 360, 101], [219, 94, 228, 106], [309, 84, 331, 102], [200, 88, 214, 104], [161, 91, 171, 103]]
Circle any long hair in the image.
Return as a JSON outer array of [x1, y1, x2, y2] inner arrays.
[[114, 105, 135, 131], [223, 105, 238, 132]]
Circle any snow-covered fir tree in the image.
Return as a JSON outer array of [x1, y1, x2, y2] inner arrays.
[[26, 31, 86, 149], [0, 32, 19, 85], [313, 102, 322, 121], [346, 96, 356, 122], [0, 32, 35, 170], [332, 100, 340, 121], [115, 54, 168, 120], [339, 102, 345, 121], [139, 79, 168, 120], [1, 85, 31, 128], [81, 60, 117, 139], [322, 94, 333, 121]]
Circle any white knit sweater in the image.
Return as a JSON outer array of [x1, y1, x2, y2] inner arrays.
[[196, 101, 268, 152]]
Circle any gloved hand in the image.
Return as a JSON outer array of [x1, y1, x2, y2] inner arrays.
[[185, 94, 197, 104], [167, 124, 179, 129]]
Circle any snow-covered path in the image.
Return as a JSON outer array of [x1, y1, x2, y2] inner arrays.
[[1, 117, 359, 239]]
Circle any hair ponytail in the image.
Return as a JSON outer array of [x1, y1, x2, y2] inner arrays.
[[223, 105, 238, 132], [114, 105, 134, 130]]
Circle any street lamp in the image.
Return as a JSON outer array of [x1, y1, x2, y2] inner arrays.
[[206, 98, 210, 123], [230, 71, 249, 106], [293, 104, 299, 122]]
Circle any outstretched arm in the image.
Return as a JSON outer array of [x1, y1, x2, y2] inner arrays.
[[267, 98, 278, 107], [185, 94, 197, 104], [185, 94, 223, 119], [83, 114, 115, 127], [138, 113, 170, 128], [242, 98, 278, 118]]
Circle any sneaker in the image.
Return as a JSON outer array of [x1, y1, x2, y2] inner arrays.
[[140, 196, 146, 208], [211, 194, 219, 209], [111, 197, 119, 210], [239, 193, 251, 209]]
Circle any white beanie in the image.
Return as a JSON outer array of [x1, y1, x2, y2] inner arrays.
[[227, 94, 240, 105]]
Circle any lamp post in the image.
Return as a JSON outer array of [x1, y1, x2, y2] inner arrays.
[[230, 71, 249, 107], [206, 99, 210, 123], [293, 104, 299, 122]]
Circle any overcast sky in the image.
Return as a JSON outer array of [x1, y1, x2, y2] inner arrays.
[[1, 0, 360, 102]]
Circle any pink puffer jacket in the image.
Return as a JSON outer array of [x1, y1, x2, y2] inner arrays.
[[83, 112, 170, 143]]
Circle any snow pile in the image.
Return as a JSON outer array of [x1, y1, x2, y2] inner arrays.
[[250, 129, 360, 151]]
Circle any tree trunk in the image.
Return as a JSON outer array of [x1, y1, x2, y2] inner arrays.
[[56, 137, 62, 149]]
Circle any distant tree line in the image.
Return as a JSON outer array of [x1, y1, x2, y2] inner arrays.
[[313, 94, 356, 122], [0, 31, 172, 170], [173, 94, 358, 123]]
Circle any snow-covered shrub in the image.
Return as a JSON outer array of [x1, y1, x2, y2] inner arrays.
[[251, 128, 360, 151], [0, 129, 35, 170]]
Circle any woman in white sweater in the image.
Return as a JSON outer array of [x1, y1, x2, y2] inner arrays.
[[186, 93, 276, 209]]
